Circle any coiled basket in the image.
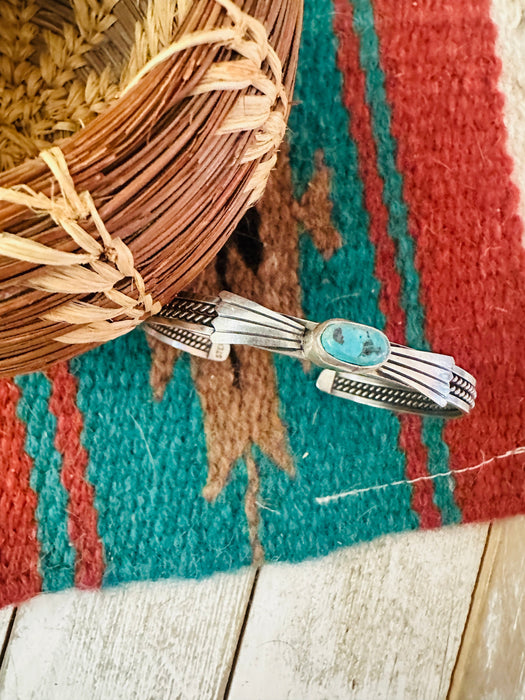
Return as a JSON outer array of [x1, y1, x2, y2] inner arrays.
[[0, 0, 302, 376]]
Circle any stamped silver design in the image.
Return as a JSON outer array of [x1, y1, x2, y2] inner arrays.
[[145, 292, 476, 417]]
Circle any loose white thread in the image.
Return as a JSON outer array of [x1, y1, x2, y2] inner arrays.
[[315, 445, 525, 505]]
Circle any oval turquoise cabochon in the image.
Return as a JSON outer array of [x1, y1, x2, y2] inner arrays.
[[319, 321, 389, 367]]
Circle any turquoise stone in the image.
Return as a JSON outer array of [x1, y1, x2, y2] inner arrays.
[[320, 322, 389, 367]]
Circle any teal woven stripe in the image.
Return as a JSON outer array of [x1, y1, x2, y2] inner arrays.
[[71, 330, 252, 586], [422, 418, 462, 525], [351, 0, 426, 351], [15, 373, 75, 591], [351, 0, 460, 519], [257, 0, 419, 561], [287, 0, 386, 329]]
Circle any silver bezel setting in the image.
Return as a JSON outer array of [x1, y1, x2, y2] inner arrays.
[[303, 319, 391, 373]]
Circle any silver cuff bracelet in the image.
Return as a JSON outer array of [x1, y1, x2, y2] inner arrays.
[[145, 292, 476, 418]]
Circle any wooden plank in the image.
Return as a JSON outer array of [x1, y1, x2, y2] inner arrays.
[[228, 525, 488, 700], [448, 517, 525, 700], [491, 0, 525, 235], [0, 570, 255, 700], [0, 607, 14, 667], [0, 607, 13, 639]]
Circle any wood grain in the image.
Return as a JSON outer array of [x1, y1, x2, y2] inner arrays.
[[0, 607, 14, 666], [448, 517, 525, 700], [0, 570, 255, 700], [228, 526, 488, 700], [0, 607, 12, 634], [491, 0, 525, 238]]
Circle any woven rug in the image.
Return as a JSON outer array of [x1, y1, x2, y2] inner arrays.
[[2, 0, 525, 609]]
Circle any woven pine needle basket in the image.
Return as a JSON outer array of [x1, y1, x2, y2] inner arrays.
[[0, 0, 302, 376]]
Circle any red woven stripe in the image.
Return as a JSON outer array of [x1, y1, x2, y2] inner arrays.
[[47, 363, 104, 588], [0, 379, 41, 607], [398, 414, 441, 528], [334, 0, 441, 528], [373, 0, 525, 520]]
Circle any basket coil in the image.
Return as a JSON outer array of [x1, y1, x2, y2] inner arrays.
[[0, 0, 302, 376]]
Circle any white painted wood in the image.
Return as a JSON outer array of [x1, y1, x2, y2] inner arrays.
[[228, 525, 488, 700], [449, 517, 525, 700], [0, 570, 255, 700], [491, 0, 525, 245], [0, 607, 13, 655]]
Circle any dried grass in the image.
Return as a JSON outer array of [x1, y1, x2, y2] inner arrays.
[[0, 0, 302, 375]]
